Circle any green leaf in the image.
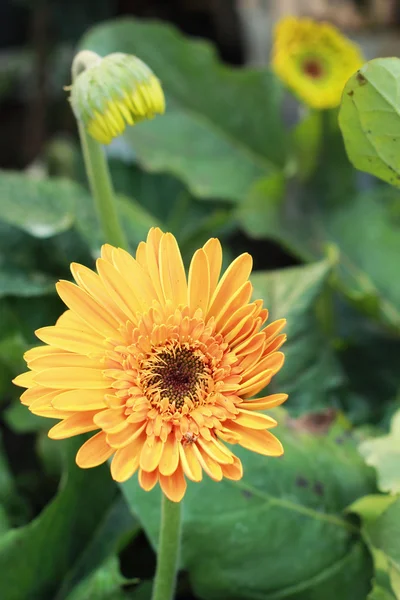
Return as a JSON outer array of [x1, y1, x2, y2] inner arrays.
[[0, 438, 130, 600], [240, 177, 400, 331], [0, 171, 90, 238], [339, 58, 400, 187], [120, 413, 375, 600], [251, 260, 344, 414], [64, 557, 134, 600], [292, 110, 322, 182], [359, 410, 400, 494], [81, 18, 287, 202], [0, 266, 55, 298], [351, 494, 400, 599]]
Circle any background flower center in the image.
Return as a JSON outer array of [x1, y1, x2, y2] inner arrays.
[[302, 58, 324, 79]]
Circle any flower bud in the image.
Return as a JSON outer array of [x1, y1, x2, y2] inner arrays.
[[70, 52, 165, 144]]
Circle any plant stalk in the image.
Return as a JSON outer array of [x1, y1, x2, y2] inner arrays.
[[72, 51, 128, 250], [151, 495, 182, 600]]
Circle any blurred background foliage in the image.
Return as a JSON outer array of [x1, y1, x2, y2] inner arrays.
[[1, 0, 400, 598]]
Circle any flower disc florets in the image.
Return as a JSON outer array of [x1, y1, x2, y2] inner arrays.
[[14, 229, 288, 502], [70, 51, 165, 144], [272, 16, 364, 109]]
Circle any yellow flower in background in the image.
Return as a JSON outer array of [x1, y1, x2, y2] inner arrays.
[[70, 52, 165, 144], [272, 16, 363, 109], [14, 229, 287, 503]]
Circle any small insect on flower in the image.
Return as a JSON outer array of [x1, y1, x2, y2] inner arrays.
[[182, 432, 199, 446], [271, 16, 364, 109], [14, 229, 288, 502], [69, 51, 165, 144]]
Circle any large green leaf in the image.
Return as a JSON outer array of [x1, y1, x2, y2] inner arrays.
[[0, 171, 89, 238], [0, 438, 133, 600], [121, 413, 375, 600], [351, 494, 400, 599], [251, 260, 343, 414], [339, 58, 400, 186], [80, 18, 287, 202], [359, 410, 400, 494], [0, 266, 55, 298], [239, 175, 400, 331], [65, 557, 133, 600]]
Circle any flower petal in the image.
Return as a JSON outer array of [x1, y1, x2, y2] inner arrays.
[[240, 393, 288, 411], [48, 411, 98, 439], [34, 367, 109, 390], [56, 280, 119, 338], [159, 233, 187, 305], [52, 388, 108, 411], [76, 431, 113, 468], [188, 249, 210, 315], [159, 434, 180, 476], [159, 462, 187, 502], [139, 468, 159, 491]]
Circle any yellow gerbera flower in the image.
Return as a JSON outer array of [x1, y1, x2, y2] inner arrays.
[[70, 52, 165, 144], [272, 16, 363, 109], [13, 229, 287, 502]]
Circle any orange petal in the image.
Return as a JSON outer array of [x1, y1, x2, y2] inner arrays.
[[139, 468, 159, 491], [13, 371, 36, 389], [221, 455, 243, 480], [159, 233, 187, 305], [52, 388, 108, 411], [24, 345, 64, 363], [56, 280, 119, 338], [159, 434, 180, 476], [234, 409, 278, 429], [93, 408, 127, 432], [193, 444, 223, 481], [159, 462, 187, 502], [96, 258, 140, 322], [29, 389, 60, 412], [28, 352, 99, 371], [110, 433, 145, 482], [179, 442, 202, 482], [207, 253, 252, 320], [242, 352, 285, 382], [263, 319, 287, 344], [226, 422, 284, 456], [188, 249, 210, 315], [35, 326, 105, 355], [215, 281, 253, 330], [48, 411, 98, 439], [140, 436, 164, 472], [202, 238, 222, 297], [106, 422, 147, 449], [71, 262, 127, 324], [197, 437, 234, 465], [20, 385, 52, 406], [142, 228, 164, 303], [111, 248, 159, 309], [240, 393, 288, 411], [76, 431, 113, 468], [34, 367, 109, 390]]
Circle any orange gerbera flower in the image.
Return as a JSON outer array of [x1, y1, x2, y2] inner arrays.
[[13, 229, 287, 502]]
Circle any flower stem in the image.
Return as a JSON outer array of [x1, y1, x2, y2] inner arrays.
[[71, 51, 128, 250], [151, 495, 182, 600]]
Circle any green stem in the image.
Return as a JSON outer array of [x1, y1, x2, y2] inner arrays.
[[151, 496, 182, 600], [72, 51, 128, 250], [78, 122, 128, 249]]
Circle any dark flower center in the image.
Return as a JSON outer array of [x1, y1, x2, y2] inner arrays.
[[148, 347, 206, 408], [303, 58, 324, 79]]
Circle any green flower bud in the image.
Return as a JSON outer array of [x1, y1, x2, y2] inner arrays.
[[70, 51, 165, 144]]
